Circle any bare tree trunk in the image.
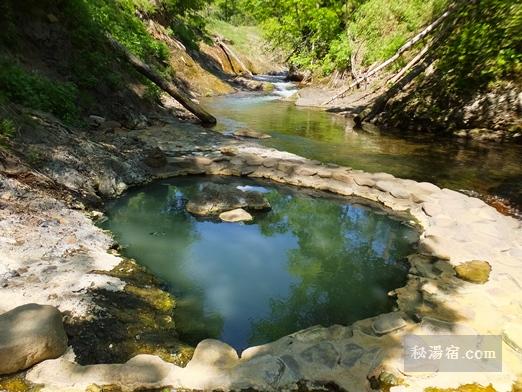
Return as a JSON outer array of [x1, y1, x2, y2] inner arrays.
[[354, 55, 434, 127], [216, 38, 253, 77], [353, 11, 458, 127], [107, 35, 217, 125], [322, 3, 456, 106], [387, 40, 431, 85]]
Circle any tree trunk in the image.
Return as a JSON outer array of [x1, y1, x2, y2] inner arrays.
[[387, 40, 431, 85], [354, 55, 434, 127], [107, 35, 217, 125], [322, 3, 456, 106], [216, 38, 253, 77]]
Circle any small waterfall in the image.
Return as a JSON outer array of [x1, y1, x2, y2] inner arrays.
[[253, 74, 298, 98]]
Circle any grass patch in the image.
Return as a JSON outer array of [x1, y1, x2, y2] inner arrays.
[[0, 60, 79, 123], [207, 19, 263, 53]]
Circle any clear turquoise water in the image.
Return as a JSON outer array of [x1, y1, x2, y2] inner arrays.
[[102, 177, 418, 350]]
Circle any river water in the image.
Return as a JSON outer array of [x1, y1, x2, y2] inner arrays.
[[202, 76, 522, 214]]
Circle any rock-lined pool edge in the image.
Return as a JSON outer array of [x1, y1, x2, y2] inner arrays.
[[25, 142, 522, 391]]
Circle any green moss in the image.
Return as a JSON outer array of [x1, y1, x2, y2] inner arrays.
[[66, 259, 194, 367], [125, 285, 175, 313], [0, 377, 41, 392], [425, 383, 497, 392]]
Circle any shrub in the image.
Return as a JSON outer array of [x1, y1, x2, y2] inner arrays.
[[0, 118, 16, 146], [0, 60, 79, 123]]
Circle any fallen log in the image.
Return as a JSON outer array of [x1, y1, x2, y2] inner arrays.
[[353, 55, 433, 128], [106, 35, 216, 125], [215, 37, 253, 77], [354, 12, 458, 127], [387, 40, 431, 85], [322, 3, 456, 106]]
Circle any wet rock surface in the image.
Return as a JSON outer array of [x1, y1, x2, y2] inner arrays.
[[0, 304, 68, 375], [219, 208, 253, 222], [185, 183, 271, 216], [233, 128, 271, 139]]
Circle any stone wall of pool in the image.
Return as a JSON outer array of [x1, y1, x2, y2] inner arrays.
[[25, 140, 522, 391]]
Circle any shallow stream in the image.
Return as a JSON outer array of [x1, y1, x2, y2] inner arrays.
[[202, 76, 522, 213]]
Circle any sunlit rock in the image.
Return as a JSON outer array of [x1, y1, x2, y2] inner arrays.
[[0, 304, 68, 375]]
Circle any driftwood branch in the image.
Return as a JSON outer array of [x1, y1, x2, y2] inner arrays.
[[387, 40, 431, 85], [106, 35, 216, 125], [354, 55, 434, 127], [354, 12, 458, 127], [322, 3, 456, 106]]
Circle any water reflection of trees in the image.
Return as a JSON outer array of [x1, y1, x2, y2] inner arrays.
[[250, 190, 416, 346], [103, 183, 224, 346], [104, 180, 418, 348]]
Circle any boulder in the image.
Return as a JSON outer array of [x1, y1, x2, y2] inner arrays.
[[233, 129, 271, 139], [0, 304, 68, 375], [454, 260, 491, 284], [186, 184, 270, 216], [186, 339, 239, 369], [219, 208, 253, 223], [88, 115, 105, 128]]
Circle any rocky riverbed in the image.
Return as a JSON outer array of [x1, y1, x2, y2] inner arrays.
[[1, 112, 522, 391]]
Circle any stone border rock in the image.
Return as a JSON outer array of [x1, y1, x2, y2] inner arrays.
[[25, 142, 522, 391]]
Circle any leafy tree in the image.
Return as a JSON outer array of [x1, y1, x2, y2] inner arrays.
[[244, 0, 448, 74]]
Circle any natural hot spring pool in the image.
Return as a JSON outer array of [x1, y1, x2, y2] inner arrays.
[[101, 177, 419, 351]]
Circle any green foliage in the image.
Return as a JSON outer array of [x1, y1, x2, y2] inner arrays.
[[435, 0, 522, 94], [0, 118, 16, 146], [206, 0, 256, 25], [0, 0, 213, 119], [0, 60, 79, 123], [248, 0, 448, 74], [62, 0, 170, 91]]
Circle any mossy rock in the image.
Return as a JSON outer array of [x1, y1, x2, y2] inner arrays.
[[0, 377, 41, 392], [424, 383, 496, 392], [124, 285, 175, 313], [65, 259, 194, 367], [454, 260, 491, 284], [262, 83, 275, 92]]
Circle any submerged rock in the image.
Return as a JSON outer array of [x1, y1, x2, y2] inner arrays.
[[186, 183, 271, 216], [0, 303, 68, 375], [233, 128, 271, 139], [454, 260, 491, 284], [219, 208, 253, 222]]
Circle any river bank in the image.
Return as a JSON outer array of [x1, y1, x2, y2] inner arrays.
[[1, 104, 522, 390], [292, 83, 522, 143]]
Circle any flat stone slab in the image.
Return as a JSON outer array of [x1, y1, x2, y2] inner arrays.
[[219, 208, 253, 222], [0, 303, 68, 375], [371, 312, 408, 335]]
